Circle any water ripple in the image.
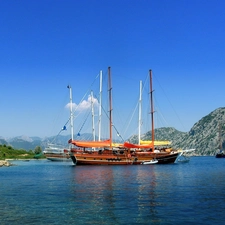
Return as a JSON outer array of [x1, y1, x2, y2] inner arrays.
[[0, 157, 225, 224]]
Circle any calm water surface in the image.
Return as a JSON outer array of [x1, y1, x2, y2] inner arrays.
[[0, 157, 225, 225]]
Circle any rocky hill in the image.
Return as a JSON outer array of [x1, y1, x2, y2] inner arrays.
[[176, 107, 225, 155], [128, 107, 225, 156], [1, 107, 225, 156]]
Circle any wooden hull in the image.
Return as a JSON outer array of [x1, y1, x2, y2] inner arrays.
[[70, 152, 138, 165], [155, 153, 180, 164], [70, 150, 179, 165]]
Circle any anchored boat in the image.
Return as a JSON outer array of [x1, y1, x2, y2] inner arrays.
[[43, 85, 74, 162], [69, 68, 188, 165]]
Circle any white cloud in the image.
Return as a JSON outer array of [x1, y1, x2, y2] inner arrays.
[[65, 102, 77, 110], [65, 95, 99, 112]]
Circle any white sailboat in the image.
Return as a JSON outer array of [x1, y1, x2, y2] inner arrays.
[[43, 85, 74, 161]]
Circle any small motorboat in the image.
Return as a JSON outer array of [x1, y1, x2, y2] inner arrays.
[[141, 159, 158, 165]]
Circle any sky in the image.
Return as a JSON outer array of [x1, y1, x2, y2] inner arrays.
[[0, 0, 225, 140]]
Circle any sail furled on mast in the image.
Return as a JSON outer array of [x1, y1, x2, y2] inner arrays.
[[70, 139, 111, 148], [123, 142, 154, 149], [140, 140, 171, 146]]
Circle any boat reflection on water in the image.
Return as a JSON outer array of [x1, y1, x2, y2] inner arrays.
[[1, 158, 224, 224], [70, 165, 168, 223]]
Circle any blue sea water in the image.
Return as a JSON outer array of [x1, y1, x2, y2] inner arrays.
[[0, 157, 225, 225]]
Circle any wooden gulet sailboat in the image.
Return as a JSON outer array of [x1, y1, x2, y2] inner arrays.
[[123, 70, 181, 164], [69, 68, 185, 165], [69, 67, 141, 165]]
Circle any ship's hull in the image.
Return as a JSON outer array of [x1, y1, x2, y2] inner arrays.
[[70, 150, 179, 165], [215, 153, 225, 158], [44, 145, 71, 161], [44, 153, 71, 161]]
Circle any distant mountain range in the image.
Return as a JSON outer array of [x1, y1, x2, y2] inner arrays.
[[1, 107, 224, 156], [0, 133, 92, 151]]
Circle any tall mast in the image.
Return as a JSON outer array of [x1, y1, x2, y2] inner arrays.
[[138, 80, 142, 145], [91, 91, 96, 141], [108, 67, 113, 149], [150, 70, 154, 148], [67, 85, 74, 141], [219, 123, 222, 150], [98, 70, 102, 141]]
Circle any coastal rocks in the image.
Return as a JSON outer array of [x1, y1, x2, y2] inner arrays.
[[0, 160, 11, 167]]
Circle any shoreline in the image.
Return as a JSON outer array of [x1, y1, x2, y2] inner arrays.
[[6, 158, 46, 160], [0, 160, 12, 167], [0, 158, 46, 167]]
